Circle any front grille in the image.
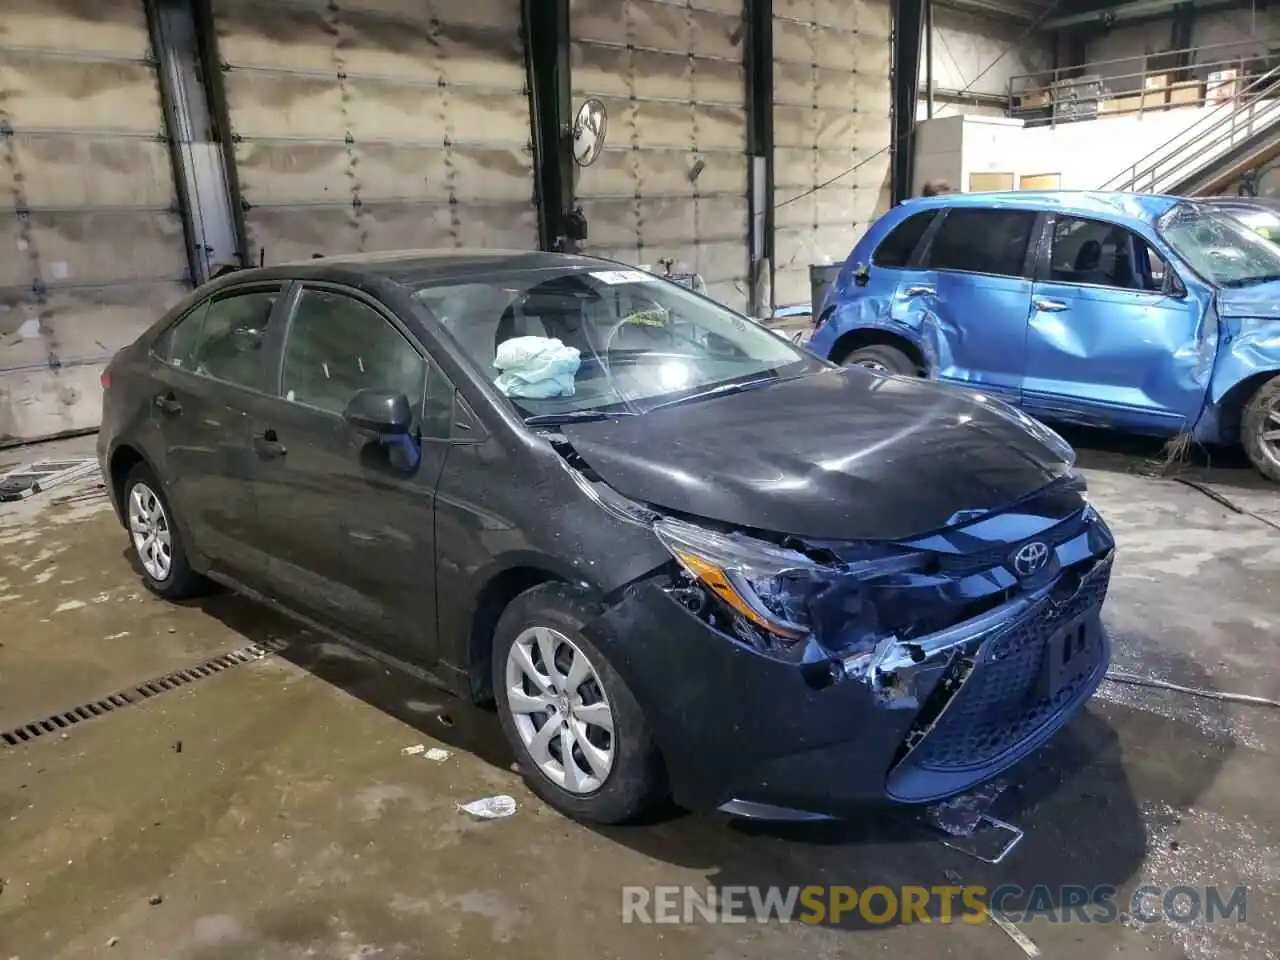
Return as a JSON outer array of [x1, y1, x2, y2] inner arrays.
[[935, 511, 1086, 577], [907, 555, 1112, 772]]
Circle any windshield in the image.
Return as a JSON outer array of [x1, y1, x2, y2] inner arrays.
[[1223, 206, 1280, 243], [411, 266, 826, 421], [1159, 203, 1280, 287]]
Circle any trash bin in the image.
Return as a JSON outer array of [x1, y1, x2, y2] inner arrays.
[[809, 263, 843, 317]]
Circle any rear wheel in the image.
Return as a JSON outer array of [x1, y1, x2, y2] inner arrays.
[[492, 584, 667, 824], [842, 343, 918, 376], [1242, 376, 1280, 483], [123, 463, 208, 600]]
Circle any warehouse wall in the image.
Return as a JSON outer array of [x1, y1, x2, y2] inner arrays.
[[210, 0, 539, 265], [0, 0, 190, 443], [570, 0, 752, 312], [772, 0, 894, 306]]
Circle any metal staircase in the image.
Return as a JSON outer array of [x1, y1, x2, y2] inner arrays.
[[1099, 65, 1280, 196]]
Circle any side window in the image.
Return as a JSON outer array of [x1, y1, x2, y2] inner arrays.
[[157, 289, 279, 390], [281, 288, 427, 419], [872, 211, 937, 267], [925, 209, 1036, 278], [1048, 216, 1159, 291]]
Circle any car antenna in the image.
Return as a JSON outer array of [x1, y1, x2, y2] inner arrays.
[[259, 247, 265, 268]]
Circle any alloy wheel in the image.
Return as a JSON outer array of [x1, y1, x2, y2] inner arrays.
[[1261, 398, 1280, 464], [855, 358, 890, 373], [128, 482, 173, 582], [504, 626, 615, 794]]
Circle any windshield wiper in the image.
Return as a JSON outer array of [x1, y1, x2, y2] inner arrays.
[[1222, 273, 1280, 288], [643, 376, 783, 413], [523, 409, 640, 425]]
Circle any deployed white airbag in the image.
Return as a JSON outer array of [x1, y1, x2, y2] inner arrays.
[[493, 336, 581, 398]]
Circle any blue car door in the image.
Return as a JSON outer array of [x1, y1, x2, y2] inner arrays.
[[912, 206, 1039, 404], [1021, 213, 1212, 435]]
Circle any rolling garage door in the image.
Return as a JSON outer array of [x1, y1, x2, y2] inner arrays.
[[571, 0, 751, 312], [0, 0, 189, 444], [772, 0, 893, 306], [211, 0, 538, 265]]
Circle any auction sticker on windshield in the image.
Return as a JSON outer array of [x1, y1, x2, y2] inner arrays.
[[591, 270, 659, 285]]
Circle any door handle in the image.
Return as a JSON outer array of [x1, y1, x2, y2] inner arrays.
[[253, 428, 287, 459], [903, 285, 935, 298], [1033, 297, 1069, 312], [153, 392, 182, 416]]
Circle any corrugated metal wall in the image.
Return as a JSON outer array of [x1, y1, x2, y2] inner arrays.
[[0, 0, 189, 443], [570, 0, 752, 312], [772, 0, 893, 305], [210, 0, 538, 265]]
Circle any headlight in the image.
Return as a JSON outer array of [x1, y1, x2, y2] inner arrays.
[[654, 517, 921, 653]]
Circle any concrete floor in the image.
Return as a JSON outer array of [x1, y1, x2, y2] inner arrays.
[[1, 434, 1277, 960]]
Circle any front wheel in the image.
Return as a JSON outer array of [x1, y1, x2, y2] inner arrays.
[[492, 584, 667, 824], [1242, 376, 1280, 483], [842, 343, 918, 376]]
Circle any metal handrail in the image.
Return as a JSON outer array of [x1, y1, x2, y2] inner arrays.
[[1008, 39, 1275, 96], [1099, 64, 1280, 193], [1007, 41, 1280, 129]]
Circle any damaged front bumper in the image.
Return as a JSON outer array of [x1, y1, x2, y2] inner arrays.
[[582, 542, 1114, 818]]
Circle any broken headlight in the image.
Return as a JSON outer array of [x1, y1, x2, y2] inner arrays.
[[654, 517, 922, 656]]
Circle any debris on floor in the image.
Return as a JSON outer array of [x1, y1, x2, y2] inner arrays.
[[458, 795, 517, 819], [424, 747, 451, 762], [925, 780, 1007, 837], [988, 909, 1042, 957], [401, 744, 426, 757], [0, 458, 100, 502]]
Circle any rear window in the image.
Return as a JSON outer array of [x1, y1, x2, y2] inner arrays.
[[925, 208, 1036, 278], [873, 210, 937, 267]]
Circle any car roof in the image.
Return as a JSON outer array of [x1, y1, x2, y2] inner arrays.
[[897, 190, 1188, 230], [223, 248, 621, 288]]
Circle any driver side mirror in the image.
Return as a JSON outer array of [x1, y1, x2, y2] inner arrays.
[[343, 388, 412, 435]]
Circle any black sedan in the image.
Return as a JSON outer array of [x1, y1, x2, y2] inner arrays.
[[97, 249, 1116, 824]]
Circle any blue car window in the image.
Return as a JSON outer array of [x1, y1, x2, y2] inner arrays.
[[1048, 216, 1163, 292], [872, 210, 937, 267], [925, 209, 1035, 278]]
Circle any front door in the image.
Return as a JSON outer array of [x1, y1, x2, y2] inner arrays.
[[1022, 213, 1211, 434], [914, 206, 1039, 404], [250, 284, 447, 665], [148, 283, 286, 583]]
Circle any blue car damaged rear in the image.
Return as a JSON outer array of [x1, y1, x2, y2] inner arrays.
[[806, 191, 1280, 482]]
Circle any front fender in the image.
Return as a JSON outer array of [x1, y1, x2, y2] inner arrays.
[[1209, 318, 1280, 407]]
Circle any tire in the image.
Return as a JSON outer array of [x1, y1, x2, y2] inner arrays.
[[492, 583, 667, 824], [1241, 376, 1280, 483], [122, 462, 208, 600], [842, 343, 918, 376]]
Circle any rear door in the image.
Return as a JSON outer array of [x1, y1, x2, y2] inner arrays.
[[914, 207, 1039, 404], [249, 283, 449, 665], [1023, 213, 1210, 433], [148, 283, 286, 583]]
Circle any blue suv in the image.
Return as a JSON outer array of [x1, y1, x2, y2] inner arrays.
[[806, 191, 1280, 482]]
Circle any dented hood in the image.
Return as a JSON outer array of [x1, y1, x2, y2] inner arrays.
[[559, 368, 1073, 542]]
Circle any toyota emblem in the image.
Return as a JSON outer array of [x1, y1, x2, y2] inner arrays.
[[1011, 540, 1050, 578]]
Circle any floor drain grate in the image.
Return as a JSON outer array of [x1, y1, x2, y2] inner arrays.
[[1, 641, 284, 748]]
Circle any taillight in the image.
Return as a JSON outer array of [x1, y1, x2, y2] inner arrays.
[[100, 370, 111, 389]]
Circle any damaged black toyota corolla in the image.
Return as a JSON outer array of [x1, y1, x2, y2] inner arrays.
[[97, 250, 1115, 825]]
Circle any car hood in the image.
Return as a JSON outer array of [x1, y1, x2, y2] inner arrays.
[[1216, 281, 1280, 319], [559, 368, 1073, 542]]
